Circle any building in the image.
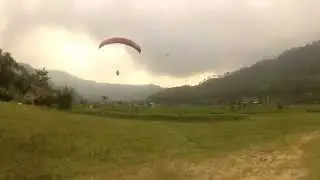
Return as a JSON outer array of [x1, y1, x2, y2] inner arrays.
[[239, 97, 260, 104], [22, 84, 51, 105]]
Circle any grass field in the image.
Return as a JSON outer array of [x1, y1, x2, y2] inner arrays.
[[1, 103, 320, 179]]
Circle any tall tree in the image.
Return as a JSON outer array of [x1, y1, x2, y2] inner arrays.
[[30, 67, 51, 88], [56, 86, 74, 110]]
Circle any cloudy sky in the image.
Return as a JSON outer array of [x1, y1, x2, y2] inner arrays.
[[1, 0, 320, 87]]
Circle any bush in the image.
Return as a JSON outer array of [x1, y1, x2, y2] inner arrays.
[[0, 88, 13, 101], [34, 95, 56, 107]]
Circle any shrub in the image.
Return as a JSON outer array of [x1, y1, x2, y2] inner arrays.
[[0, 88, 13, 101]]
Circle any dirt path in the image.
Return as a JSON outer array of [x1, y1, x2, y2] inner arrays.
[[179, 132, 319, 180], [87, 132, 320, 180]]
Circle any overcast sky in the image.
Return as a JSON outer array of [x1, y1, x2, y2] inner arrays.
[[1, 0, 320, 87]]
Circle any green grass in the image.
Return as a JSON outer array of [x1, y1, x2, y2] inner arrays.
[[72, 103, 285, 122], [1, 103, 320, 179], [303, 135, 320, 180], [72, 108, 249, 123]]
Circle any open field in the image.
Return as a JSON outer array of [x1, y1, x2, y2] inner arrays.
[[1, 103, 320, 179]]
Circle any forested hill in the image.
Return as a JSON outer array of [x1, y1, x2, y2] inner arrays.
[[148, 40, 320, 105]]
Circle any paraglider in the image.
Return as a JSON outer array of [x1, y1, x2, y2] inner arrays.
[[98, 37, 142, 53], [98, 37, 141, 77]]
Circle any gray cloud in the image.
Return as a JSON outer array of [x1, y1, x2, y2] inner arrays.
[[2, 0, 320, 77]]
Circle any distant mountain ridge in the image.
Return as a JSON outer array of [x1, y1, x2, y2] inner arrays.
[[148, 40, 320, 105], [20, 63, 163, 102]]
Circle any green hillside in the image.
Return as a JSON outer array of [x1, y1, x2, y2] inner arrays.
[[148, 41, 320, 105]]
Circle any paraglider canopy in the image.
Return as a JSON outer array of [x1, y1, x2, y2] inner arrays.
[[99, 37, 142, 53]]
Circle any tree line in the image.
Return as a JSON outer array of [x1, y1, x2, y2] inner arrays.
[[0, 48, 75, 109]]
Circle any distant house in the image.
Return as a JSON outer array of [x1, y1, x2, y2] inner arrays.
[[239, 97, 260, 104], [22, 84, 51, 105], [147, 102, 156, 108]]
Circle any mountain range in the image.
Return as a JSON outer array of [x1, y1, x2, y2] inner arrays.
[[21, 63, 163, 102]]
